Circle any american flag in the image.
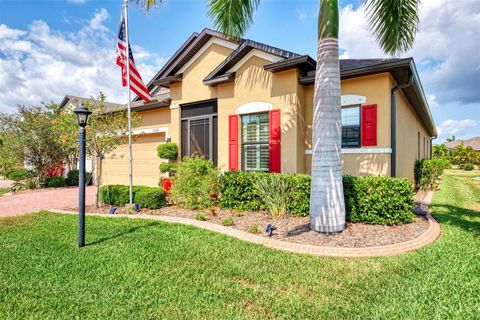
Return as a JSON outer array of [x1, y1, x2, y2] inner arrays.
[[116, 12, 152, 103]]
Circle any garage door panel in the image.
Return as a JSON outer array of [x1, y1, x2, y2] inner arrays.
[[101, 133, 166, 187]]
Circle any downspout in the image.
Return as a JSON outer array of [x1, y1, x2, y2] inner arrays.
[[391, 74, 413, 177]]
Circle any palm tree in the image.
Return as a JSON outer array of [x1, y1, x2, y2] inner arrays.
[[139, 0, 421, 233]]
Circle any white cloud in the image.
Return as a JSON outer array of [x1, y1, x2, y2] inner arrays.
[[437, 119, 480, 140], [0, 9, 165, 113], [338, 0, 480, 105]]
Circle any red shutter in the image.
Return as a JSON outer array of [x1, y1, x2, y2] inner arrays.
[[228, 115, 239, 171], [269, 109, 281, 173], [361, 104, 377, 146]]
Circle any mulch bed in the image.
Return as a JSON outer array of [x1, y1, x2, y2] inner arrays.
[[71, 190, 431, 248]]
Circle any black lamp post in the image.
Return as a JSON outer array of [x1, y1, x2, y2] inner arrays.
[[74, 104, 91, 248]]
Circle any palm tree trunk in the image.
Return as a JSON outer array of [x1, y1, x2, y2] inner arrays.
[[310, 0, 346, 233]]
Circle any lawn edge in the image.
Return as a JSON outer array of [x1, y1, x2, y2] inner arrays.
[[51, 191, 441, 258]]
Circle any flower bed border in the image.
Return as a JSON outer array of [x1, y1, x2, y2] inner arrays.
[[53, 191, 441, 258]]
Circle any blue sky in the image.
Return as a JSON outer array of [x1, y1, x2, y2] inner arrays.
[[0, 0, 479, 142]]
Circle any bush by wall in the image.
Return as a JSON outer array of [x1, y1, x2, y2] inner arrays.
[[99, 185, 166, 209], [6, 168, 35, 181], [415, 158, 450, 189], [169, 156, 219, 209], [220, 171, 414, 225], [343, 175, 414, 225], [461, 163, 475, 171], [45, 176, 66, 188]]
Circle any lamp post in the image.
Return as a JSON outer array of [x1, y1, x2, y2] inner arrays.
[[74, 104, 91, 248]]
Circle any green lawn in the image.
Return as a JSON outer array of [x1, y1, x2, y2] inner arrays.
[[0, 170, 479, 319]]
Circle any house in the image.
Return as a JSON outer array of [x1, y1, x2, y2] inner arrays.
[[83, 28, 437, 187], [444, 137, 480, 151]]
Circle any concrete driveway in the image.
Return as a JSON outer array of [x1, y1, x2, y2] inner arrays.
[[0, 186, 96, 218]]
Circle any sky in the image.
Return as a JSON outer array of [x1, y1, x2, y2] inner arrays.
[[0, 0, 479, 143]]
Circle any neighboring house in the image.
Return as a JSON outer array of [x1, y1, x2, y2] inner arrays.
[[444, 137, 480, 151], [78, 28, 437, 187]]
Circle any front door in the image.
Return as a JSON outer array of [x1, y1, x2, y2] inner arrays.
[[180, 100, 218, 165]]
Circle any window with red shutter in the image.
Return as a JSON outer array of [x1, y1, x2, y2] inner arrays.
[[361, 104, 377, 146]]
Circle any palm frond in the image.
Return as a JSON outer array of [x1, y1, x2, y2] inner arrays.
[[364, 0, 420, 55], [132, 0, 164, 12], [206, 0, 260, 39]]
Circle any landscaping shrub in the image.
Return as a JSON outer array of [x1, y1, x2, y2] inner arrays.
[[415, 158, 450, 189], [463, 163, 475, 171], [66, 170, 79, 186], [134, 187, 166, 209], [159, 162, 177, 174], [219, 171, 310, 216], [99, 185, 166, 209], [6, 168, 35, 181], [45, 176, 66, 188], [157, 142, 178, 160], [169, 156, 219, 209], [220, 171, 414, 225], [343, 175, 414, 225]]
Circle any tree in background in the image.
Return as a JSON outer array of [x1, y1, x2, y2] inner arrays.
[[432, 144, 450, 158], [85, 93, 140, 207], [140, 0, 421, 233]]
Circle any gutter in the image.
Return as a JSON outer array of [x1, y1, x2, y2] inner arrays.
[[391, 74, 413, 177]]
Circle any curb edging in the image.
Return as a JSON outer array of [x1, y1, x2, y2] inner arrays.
[[52, 191, 441, 258]]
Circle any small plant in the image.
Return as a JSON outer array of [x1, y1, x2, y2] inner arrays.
[[463, 163, 475, 171], [210, 207, 217, 216], [6, 168, 35, 181], [248, 224, 259, 234], [221, 217, 234, 226], [11, 177, 39, 192], [195, 213, 206, 221], [254, 174, 290, 218]]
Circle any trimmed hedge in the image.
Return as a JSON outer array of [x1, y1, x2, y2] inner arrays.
[[157, 142, 178, 160], [219, 171, 310, 216], [343, 175, 414, 225], [219, 171, 415, 225], [45, 176, 66, 188], [415, 158, 450, 189], [66, 170, 79, 186], [99, 185, 166, 209]]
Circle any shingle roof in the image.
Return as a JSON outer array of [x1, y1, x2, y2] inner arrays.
[[444, 137, 480, 150], [340, 58, 402, 71]]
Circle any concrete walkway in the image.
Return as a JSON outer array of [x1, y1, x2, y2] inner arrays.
[[0, 186, 96, 218], [0, 179, 14, 189]]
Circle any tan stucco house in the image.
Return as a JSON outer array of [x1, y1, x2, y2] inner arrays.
[[64, 28, 437, 187]]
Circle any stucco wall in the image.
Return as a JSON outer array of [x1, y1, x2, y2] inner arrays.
[[395, 87, 430, 181], [303, 73, 393, 176]]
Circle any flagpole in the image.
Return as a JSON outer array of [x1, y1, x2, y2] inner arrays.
[[123, 0, 133, 205]]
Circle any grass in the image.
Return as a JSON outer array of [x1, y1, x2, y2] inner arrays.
[[0, 170, 479, 319], [0, 188, 10, 196]]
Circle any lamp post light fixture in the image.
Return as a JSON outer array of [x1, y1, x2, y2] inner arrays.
[[74, 104, 91, 248]]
